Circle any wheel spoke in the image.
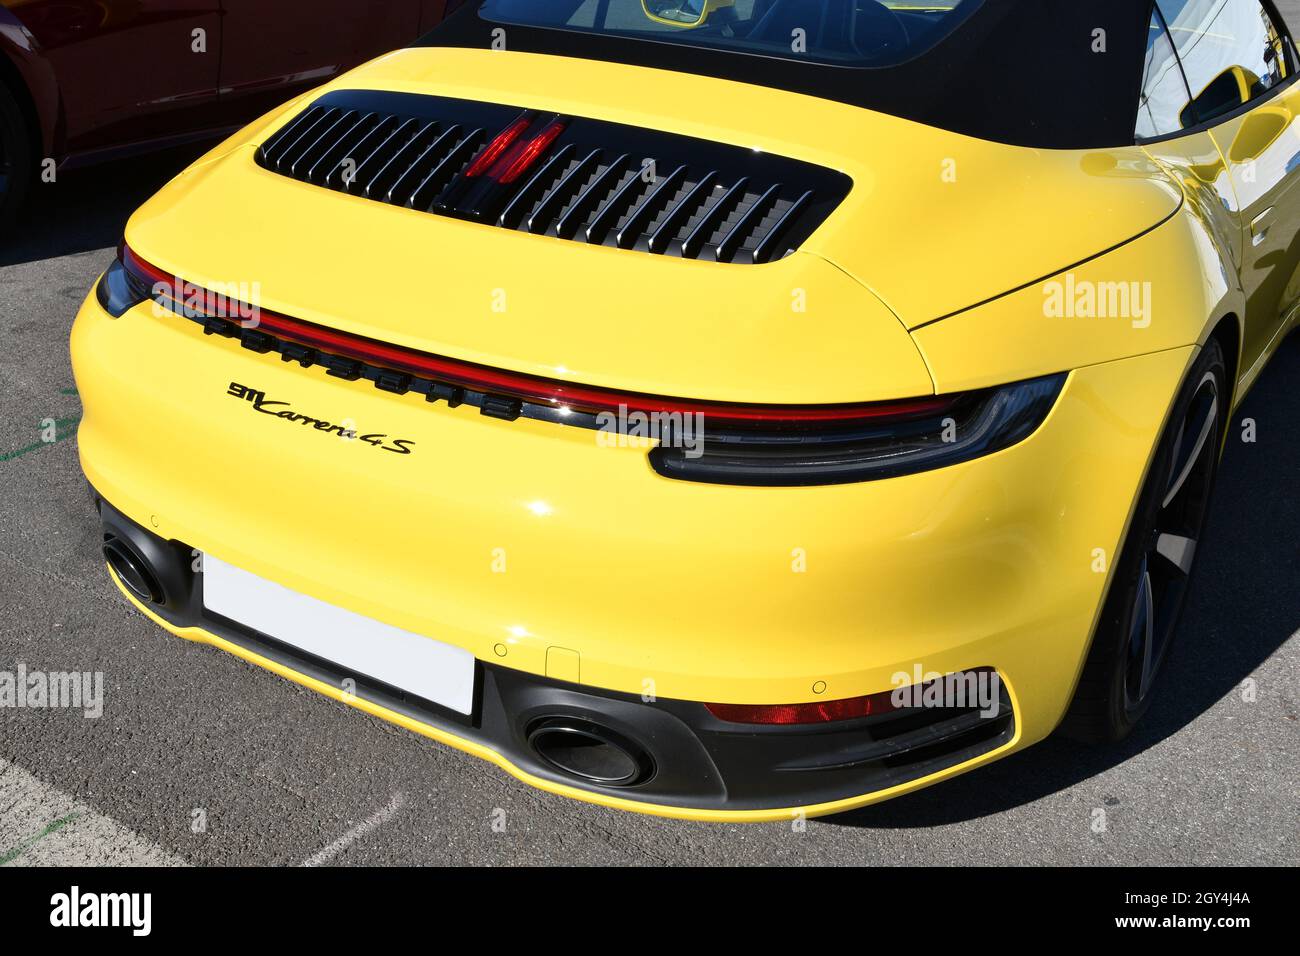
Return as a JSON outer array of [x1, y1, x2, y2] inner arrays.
[[1154, 532, 1197, 576], [1163, 380, 1218, 509], [1137, 568, 1156, 699]]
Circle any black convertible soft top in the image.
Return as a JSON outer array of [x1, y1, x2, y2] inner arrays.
[[420, 0, 1153, 149]]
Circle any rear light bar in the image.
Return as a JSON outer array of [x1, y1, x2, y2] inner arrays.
[[119, 245, 958, 428], [115, 245, 1063, 485]]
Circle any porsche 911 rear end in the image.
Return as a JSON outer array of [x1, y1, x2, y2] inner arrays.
[[70, 0, 1242, 820]]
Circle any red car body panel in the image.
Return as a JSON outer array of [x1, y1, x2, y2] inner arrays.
[[0, 0, 446, 166]]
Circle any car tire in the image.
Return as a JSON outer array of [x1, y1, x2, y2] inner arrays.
[[0, 78, 33, 228], [1062, 337, 1227, 744]]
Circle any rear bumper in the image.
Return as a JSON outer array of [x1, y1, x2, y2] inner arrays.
[[72, 288, 1196, 819], [100, 495, 1015, 817]]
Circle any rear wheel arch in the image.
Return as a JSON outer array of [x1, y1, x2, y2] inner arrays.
[[1061, 337, 1228, 743]]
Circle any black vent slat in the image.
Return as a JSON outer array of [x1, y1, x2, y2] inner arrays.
[[752, 189, 815, 264], [557, 154, 630, 239], [528, 148, 602, 235], [259, 106, 328, 168], [308, 112, 383, 186], [288, 110, 362, 179], [617, 164, 687, 250], [386, 124, 463, 207], [648, 171, 718, 255], [682, 177, 750, 260], [254, 90, 850, 264], [271, 107, 343, 174], [716, 182, 783, 263], [585, 162, 649, 245], [498, 143, 576, 229], [340, 117, 416, 193], [264, 106, 335, 171], [321, 115, 392, 189], [408, 127, 485, 210], [365, 120, 441, 199]]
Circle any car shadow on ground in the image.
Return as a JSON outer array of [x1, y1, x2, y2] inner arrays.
[[830, 333, 1300, 828], [1, 144, 209, 268]]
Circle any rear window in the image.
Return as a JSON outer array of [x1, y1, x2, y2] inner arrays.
[[479, 0, 983, 68], [423, 1, 1157, 149]]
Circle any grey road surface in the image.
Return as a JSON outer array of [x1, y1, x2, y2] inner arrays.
[[1, 11, 1298, 865]]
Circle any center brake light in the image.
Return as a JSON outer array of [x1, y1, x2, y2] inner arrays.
[[497, 120, 568, 184], [436, 112, 571, 223], [463, 114, 533, 178]]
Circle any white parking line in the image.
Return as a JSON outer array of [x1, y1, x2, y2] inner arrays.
[[300, 793, 406, 867], [0, 758, 185, 867]]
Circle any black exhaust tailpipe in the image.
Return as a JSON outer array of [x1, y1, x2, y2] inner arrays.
[[527, 716, 654, 788], [95, 496, 195, 613], [102, 535, 165, 605]]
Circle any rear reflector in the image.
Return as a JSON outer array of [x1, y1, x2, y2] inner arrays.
[[705, 689, 900, 725], [705, 668, 1007, 724]]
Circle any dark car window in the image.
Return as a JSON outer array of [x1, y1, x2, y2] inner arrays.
[[1136, 6, 1195, 140], [478, 0, 983, 68], [1158, 0, 1294, 126]]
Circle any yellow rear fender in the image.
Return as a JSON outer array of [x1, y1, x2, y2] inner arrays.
[[911, 209, 1244, 395]]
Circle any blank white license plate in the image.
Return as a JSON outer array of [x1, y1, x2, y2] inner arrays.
[[202, 554, 475, 715]]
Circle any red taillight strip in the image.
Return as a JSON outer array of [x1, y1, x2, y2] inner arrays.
[[123, 246, 955, 425], [463, 115, 532, 178], [124, 244, 169, 286]]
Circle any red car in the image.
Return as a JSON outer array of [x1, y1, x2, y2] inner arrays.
[[0, 0, 448, 222]]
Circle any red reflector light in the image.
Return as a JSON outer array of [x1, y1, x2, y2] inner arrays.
[[464, 115, 532, 178], [705, 689, 900, 725]]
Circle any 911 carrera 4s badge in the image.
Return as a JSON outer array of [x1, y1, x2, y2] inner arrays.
[[227, 382, 415, 455]]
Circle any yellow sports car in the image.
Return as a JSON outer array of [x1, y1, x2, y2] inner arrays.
[[72, 0, 1300, 821]]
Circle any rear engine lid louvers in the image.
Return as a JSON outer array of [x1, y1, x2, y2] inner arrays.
[[255, 90, 851, 265]]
